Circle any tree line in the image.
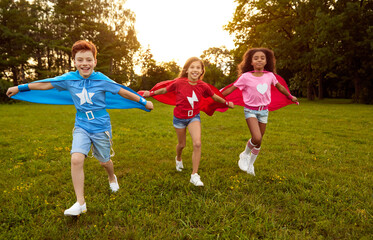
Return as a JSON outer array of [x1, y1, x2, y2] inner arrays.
[[1, 0, 372, 103], [225, 0, 372, 102], [1, 0, 139, 86]]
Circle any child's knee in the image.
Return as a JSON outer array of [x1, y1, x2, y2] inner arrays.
[[193, 141, 201, 149], [177, 143, 186, 149], [100, 159, 112, 167], [252, 137, 262, 146], [71, 153, 85, 166]]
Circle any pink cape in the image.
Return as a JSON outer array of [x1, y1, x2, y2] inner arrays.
[[138, 75, 296, 116]]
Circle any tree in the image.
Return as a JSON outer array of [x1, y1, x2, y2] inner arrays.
[[160, 61, 180, 80], [225, 0, 372, 102], [200, 46, 235, 88], [330, 0, 373, 103], [0, 0, 37, 85], [201, 46, 234, 76], [93, 0, 140, 84], [225, 0, 327, 100], [1, 0, 141, 87], [135, 48, 180, 90], [30, 0, 55, 80]]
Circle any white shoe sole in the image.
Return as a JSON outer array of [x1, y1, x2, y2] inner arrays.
[[190, 180, 204, 186], [64, 203, 87, 216], [64, 209, 87, 216], [247, 165, 255, 176], [190, 174, 204, 186]]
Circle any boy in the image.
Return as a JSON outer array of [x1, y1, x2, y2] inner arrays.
[[6, 40, 153, 216]]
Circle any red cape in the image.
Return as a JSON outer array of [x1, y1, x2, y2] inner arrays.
[[138, 75, 296, 116], [138, 80, 228, 116]]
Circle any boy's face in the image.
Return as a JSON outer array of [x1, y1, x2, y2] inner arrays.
[[74, 50, 97, 78]]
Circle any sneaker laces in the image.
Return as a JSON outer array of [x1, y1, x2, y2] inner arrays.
[[192, 174, 201, 182]]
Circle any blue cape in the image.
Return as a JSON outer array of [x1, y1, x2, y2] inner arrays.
[[12, 71, 149, 112]]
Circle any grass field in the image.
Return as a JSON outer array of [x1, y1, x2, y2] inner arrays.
[[0, 99, 372, 239]]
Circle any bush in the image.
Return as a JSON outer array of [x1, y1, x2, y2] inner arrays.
[[0, 79, 15, 103], [360, 82, 373, 104]]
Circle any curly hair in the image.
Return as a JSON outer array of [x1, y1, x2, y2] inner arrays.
[[237, 48, 276, 75]]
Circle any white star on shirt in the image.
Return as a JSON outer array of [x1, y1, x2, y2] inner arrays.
[[76, 87, 95, 105]]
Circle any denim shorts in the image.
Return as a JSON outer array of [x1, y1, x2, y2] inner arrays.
[[244, 108, 269, 124], [173, 114, 201, 129], [71, 127, 113, 163]]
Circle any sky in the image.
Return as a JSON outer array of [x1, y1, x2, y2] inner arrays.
[[125, 0, 237, 67]]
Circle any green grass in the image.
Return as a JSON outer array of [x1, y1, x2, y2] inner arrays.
[[0, 99, 372, 239]]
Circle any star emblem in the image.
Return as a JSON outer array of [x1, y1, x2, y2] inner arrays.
[[76, 87, 95, 105]]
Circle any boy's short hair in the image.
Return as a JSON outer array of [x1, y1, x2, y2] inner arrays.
[[72, 40, 97, 59]]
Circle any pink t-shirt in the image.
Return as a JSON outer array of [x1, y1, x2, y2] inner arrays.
[[234, 72, 278, 107]]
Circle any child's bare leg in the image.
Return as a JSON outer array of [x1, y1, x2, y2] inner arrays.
[[245, 118, 267, 174], [175, 127, 187, 161], [188, 121, 202, 174], [100, 159, 116, 183], [71, 153, 85, 205], [246, 118, 266, 147]]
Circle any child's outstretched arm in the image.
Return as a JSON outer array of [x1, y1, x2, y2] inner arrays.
[[6, 82, 54, 97], [118, 88, 153, 110], [142, 88, 167, 98], [275, 83, 298, 103], [221, 85, 237, 97], [211, 94, 234, 109]]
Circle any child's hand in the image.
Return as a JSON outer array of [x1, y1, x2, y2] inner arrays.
[[228, 101, 234, 109], [142, 91, 150, 98], [145, 101, 154, 110], [291, 96, 298, 103], [6, 86, 19, 97]]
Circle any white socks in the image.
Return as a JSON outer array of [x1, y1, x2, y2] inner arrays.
[[244, 139, 257, 154], [249, 147, 261, 165], [244, 139, 261, 166]]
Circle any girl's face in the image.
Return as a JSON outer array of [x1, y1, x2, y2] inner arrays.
[[186, 61, 203, 81], [251, 51, 266, 71], [74, 50, 97, 78]]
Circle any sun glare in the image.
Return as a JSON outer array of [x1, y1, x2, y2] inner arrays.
[[125, 0, 236, 66]]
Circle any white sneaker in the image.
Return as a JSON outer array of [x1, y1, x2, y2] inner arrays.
[[190, 173, 204, 186], [247, 164, 255, 176], [175, 156, 183, 172], [64, 202, 87, 216], [109, 174, 119, 192], [238, 151, 250, 172]]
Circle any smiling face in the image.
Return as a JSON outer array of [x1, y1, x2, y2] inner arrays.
[[74, 50, 97, 78], [186, 61, 203, 81], [251, 51, 267, 71]]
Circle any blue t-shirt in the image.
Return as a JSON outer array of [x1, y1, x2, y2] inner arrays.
[[51, 74, 122, 133]]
